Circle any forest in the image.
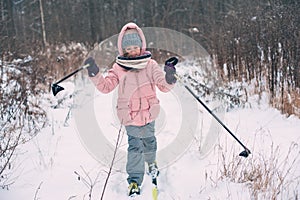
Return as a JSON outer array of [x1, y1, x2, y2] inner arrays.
[[1, 0, 299, 116]]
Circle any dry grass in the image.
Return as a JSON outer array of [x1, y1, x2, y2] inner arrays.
[[218, 142, 300, 199], [273, 88, 300, 118]]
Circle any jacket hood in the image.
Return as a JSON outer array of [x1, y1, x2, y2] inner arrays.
[[117, 22, 147, 56]]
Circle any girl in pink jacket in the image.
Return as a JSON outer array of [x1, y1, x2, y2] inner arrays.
[[84, 22, 177, 196]]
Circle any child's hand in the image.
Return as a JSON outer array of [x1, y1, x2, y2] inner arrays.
[[164, 57, 178, 84], [84, 57, 99, 77]]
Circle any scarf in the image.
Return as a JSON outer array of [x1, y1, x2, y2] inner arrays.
[[116, 53, 151, 70]]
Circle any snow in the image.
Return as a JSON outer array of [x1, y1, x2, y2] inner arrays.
[[1, 74, 300, 200]]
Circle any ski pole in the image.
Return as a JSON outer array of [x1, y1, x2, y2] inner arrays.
[[51, 64, 89, 96], [174, 74, 251, 157]]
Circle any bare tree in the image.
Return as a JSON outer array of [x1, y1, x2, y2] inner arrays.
[[39, 0, 48, 47], [0, 57, 47, 188]]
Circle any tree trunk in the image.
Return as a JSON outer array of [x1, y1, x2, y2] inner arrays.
[[39, 0, 48, 47]]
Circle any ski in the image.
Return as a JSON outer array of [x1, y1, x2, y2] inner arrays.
[[152, 177, 158, 200], [147, 162, 159, 200]]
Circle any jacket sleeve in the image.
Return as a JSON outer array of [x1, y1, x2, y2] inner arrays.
[[89, 64, 119, 94], [150, 60, 174, 92]]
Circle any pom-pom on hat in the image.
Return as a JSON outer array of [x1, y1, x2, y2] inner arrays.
[[121, 29, 142, 49]]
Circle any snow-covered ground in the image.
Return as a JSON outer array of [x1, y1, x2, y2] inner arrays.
[[1, 78, 300, 200]]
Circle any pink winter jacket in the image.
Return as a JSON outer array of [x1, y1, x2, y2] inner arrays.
[[90, 23, 174, 126]]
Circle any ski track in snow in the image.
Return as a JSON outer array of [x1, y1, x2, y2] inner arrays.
[[1, 82, 300, 200]]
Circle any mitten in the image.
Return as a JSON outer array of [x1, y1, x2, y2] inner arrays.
[[84, 57, 99, 77], [164, 57, 178, 84]]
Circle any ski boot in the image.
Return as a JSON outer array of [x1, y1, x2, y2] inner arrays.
[[148, 162, 159, 179], [128, 181, 140, 196]]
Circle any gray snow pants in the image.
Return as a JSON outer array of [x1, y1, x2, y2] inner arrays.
[[125, 121, 157, 186]]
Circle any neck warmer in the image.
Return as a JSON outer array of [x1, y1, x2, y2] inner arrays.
[[116, 53, 151, 70]]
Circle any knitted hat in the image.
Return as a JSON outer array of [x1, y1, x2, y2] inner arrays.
[[121, 29, 142, 49]]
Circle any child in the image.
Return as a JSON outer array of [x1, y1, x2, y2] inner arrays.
[[84, 22, 177, 196]]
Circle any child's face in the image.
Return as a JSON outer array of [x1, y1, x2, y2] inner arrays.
[[124, 45, 141, 57]]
